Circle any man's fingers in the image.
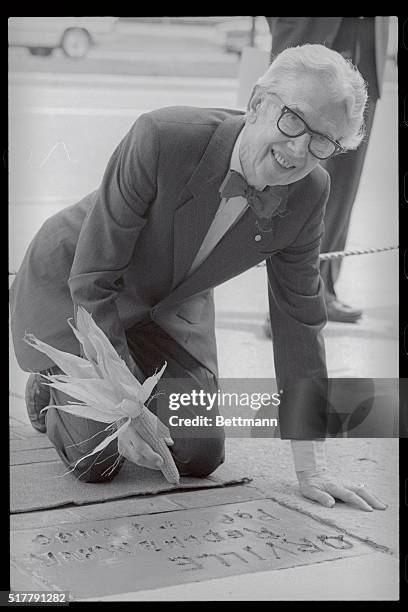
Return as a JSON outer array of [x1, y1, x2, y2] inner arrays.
[[124, 454, 160, 470], [136, 454, 163, 470], [298, 474, 388, 512], [117, 441, 133, 462], [136, 443, 164, 469], [118, 434, 163, 469], [300, 485, 335, 508], [121, 447, 163, 470], [144, 414, 173, 447], [121, 446, 162, 470], [326, 483, 373, 512], [348, 485, 388, 510]]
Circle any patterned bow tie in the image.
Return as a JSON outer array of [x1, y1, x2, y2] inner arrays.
[[220, 170, 288, 224]]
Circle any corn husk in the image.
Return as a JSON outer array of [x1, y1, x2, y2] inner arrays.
[[24, 307, 179, 484]]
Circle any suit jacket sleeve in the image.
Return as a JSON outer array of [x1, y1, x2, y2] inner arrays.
[[267, 172, 330, 439], [68, 113, 159, 373]]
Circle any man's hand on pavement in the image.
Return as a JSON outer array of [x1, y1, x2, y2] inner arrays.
[[297, 470, 388, 512], [117, 416, 174, 471]]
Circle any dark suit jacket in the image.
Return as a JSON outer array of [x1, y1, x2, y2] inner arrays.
[[10, 106, 329, 396], [266, 17, 389, 99]]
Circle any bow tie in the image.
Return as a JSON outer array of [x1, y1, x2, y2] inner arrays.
[[220, 170, 288, 226]]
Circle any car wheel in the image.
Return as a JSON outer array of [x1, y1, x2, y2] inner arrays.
[[29, 47, 53, 56], [61, 28, 91, 59]]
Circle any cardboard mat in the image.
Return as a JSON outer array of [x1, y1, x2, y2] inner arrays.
[[10, 498, 373, 598], [10, 436, 250, 513]]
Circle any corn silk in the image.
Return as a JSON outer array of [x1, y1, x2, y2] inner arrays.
[[24, 307, 179, 484]]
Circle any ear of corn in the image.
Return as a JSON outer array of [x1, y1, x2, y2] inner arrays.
[[138, 362, 167, 405], [134, 407, 180, 484], [67, 317, 98, 367], [77, 308, 133, 370], [42, 402, 116, 423], [25, 307, 180, 485], [42, 377, 119, 415], [24, 332, 97, 379]]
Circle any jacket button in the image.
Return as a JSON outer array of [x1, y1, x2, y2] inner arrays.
[[254, 234, 262, 241]]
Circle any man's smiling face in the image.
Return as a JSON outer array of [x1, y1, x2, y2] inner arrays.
[[239, 74, 348, 189]]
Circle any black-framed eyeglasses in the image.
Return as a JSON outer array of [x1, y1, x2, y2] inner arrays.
[[276, 105, 346, 160]]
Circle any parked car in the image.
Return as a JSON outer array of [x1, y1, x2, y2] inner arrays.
[[214, 17, 271, 55], [8, 17, 118, 58]]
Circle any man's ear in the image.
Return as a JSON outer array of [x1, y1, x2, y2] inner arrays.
[[247, 87, 264, 123]]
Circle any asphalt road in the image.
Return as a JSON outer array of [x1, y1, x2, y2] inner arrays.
[[8, 21, 241, 78]]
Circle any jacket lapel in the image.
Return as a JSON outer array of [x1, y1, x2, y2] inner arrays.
[[165, 205, 283, 308], [171, 113, 245, 290]]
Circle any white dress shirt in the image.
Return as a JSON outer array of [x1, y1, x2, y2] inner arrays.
[[189, 130, 248, 275], [188, 128, 326, 475]]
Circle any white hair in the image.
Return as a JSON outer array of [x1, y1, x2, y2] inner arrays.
[[252, 43, 368, 150]]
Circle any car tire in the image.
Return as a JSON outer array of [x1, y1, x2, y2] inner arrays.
[[29, 47, 53, 56], [61, 28, 91, 59]]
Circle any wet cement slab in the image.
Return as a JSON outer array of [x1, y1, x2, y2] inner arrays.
[[11, 498, 374, 599], [10, 430, 251, 514], [10, 485, 266, 530]]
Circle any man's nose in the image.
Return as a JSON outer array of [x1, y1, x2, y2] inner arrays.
[[286, 133, 310, 158]]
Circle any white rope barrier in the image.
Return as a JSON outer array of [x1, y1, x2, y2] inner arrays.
[[318, 245, 398, 261], [256, 245, 398, 267]]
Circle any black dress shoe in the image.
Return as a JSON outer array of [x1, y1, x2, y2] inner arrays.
[[326, 299, 363, 323], [25, 373, 50, 433]]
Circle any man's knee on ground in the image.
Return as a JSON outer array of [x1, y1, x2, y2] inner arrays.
[[172, 435, 225, 478], [45, 406, 124, 483], [71, 452, 125, 483]]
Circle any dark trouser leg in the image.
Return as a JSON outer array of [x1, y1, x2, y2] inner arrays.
[[320, 17, 378, 302], [46, 319, 224, 482], [320, 95, 376, 300]]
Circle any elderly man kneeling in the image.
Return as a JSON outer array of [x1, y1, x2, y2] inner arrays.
[[10, 44, 386, 513]]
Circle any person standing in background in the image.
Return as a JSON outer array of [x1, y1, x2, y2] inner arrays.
[[265, 17, 390, 323]]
